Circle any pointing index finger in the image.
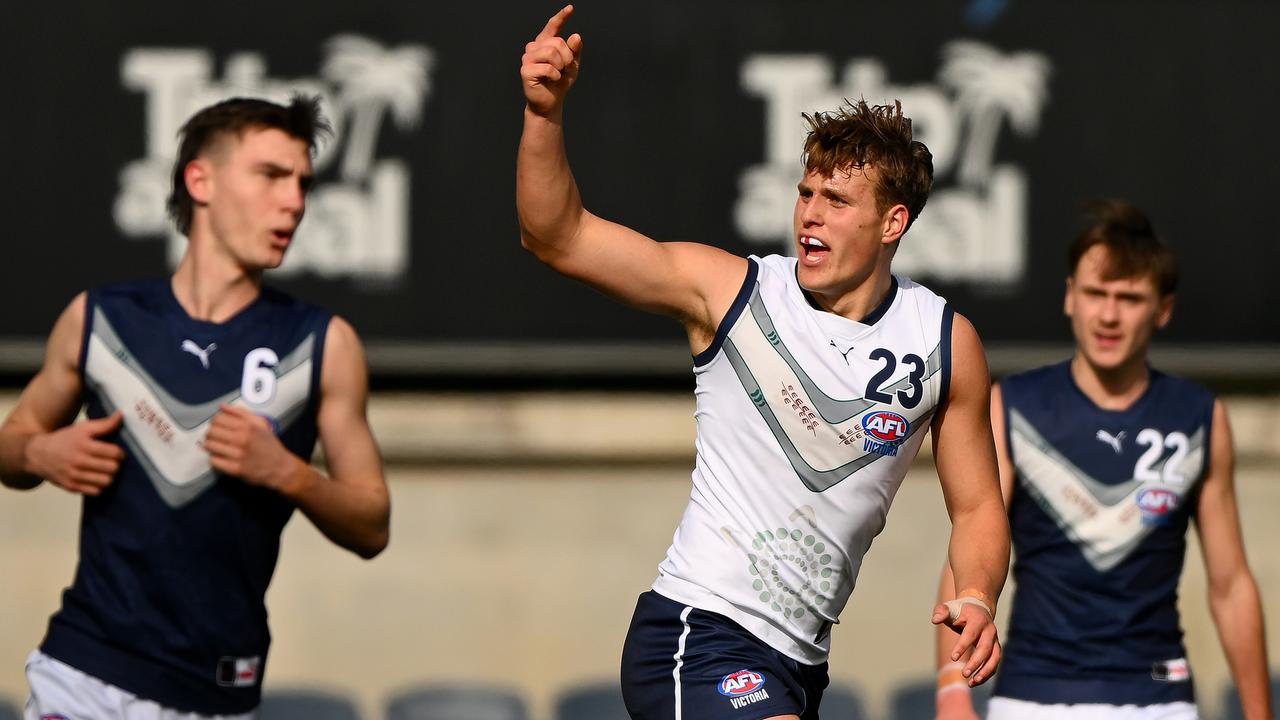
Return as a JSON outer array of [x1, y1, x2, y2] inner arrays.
[[536, 4, 575, 41]]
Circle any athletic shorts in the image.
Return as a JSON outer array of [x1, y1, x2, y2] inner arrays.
[[987, 696, 1199, 720], [24, 650, 254, 720], [620, 591, 829, 720]]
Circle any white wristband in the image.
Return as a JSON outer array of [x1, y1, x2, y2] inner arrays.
[[944, 596, 993, 622], [936, 681, 971, 698]]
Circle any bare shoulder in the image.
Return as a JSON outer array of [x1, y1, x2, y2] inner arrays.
[[47, 292, 89, 373], [946, 311, 991, 395], [1207, 396, 1234, 471], [989, 380, 1005, 422], [1211, 396, 1232, 432], [666, 241, 749, 305], [2, 292, 91, 434], [323, 314, 362, 352], [663, 240, 746, 270], [949, 311, 986, 355], [320, 315, 369, 398]]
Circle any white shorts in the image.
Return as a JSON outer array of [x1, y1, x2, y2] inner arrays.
[[987, 696, 1199, 720], [25, 650, 255, 720]]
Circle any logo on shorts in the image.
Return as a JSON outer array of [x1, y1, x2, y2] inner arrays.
[[1151, 657, 1190, 682], [1136, 487, 1180, 526], [216, 655, 261, 687], [719, 669, 772, 710], [861, 410, 910, 456], [719, 669, 767, 697]]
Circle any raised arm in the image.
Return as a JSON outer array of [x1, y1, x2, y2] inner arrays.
[[516, 5, 746, 352], [1195, 399, 1272, 720], [928, 313, 1010, 689], [0, 292, 125, 494], [204, 317, 389, 559]]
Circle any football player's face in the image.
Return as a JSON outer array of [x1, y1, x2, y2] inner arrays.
[[793, 166, 901, 300], [196, 127, 313, 270], [1065, 245, 1173, 372]]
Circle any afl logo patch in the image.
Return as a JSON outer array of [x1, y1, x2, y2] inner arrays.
[[861, 410, 910, 443], [719, 669, 766, 697], [1136, 487, 1180, 526]]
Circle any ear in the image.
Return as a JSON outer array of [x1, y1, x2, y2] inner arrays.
[[184, 158, 213, 205], [1063, 276, 1075, 317], [1154, 293, 1175, 329], [882, 204, 910, 245]]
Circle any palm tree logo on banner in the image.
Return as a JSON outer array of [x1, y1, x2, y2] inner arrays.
[[735, 41, 1051, 289], [323, 36, 432, 184], [941, 41, 1050, 189], [113, 38, 433, 284]]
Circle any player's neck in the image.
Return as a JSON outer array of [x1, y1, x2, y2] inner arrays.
[[171, 241, 263, 324], [805, 267, 894, 323], [1070, 352, 1150, 411]]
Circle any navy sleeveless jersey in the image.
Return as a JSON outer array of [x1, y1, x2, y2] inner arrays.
[[40, 279, 331, 714], [993, 361, 1215, 706]]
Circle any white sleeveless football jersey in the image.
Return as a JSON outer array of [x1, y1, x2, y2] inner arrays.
[[652, 254, 954, 664]]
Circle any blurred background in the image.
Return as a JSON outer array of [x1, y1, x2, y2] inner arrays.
[[1, 1, 1277, 718]]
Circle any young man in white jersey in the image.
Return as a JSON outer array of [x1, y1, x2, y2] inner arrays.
[[519, 6, 1010, 719], [934, 201, 1272, 720], [0, 96, 390, 718]]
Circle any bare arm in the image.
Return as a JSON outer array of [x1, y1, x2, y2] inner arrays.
[[1195, 399, 1272, 720], [0, 292, 125, 493], [928, 313, 1010, 688], [934, 382, 1016, 718], [516, 5, 746, 352], [205, 317, 389, 559]]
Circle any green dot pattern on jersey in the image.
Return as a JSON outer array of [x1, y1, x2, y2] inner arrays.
[[745, 528, 837, 620]]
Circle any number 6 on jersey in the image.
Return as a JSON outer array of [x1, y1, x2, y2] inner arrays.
[[241, 348, 279, 405]]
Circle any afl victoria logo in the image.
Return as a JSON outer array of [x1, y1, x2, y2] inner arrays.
[[861, 410, 910, 443], [1136, 487, 1180, 526], [719, 669, 766, 697]]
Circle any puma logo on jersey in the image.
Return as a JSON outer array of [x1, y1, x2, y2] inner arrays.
[[181, 340, 217, 369], [828, 340, 855, 365], [1096, 429, 1126, 454]]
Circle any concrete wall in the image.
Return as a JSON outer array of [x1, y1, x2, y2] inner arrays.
[[1, 393, 1277, 719]]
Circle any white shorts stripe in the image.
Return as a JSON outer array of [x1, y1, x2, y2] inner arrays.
[[672, 606, 694, 720], [987, 696, 1199, 720], [24, 649, 254, 720]]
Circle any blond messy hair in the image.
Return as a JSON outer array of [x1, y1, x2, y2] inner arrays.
[[802, 99, 934, 233]]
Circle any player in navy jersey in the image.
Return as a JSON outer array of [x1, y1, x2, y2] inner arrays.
[[934, 201, 1272, 720], [0, 96, 390, 718], [519, 7, 1010, 720]]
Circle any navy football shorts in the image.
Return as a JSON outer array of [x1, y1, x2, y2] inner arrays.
[[620, 591, 829, 720]]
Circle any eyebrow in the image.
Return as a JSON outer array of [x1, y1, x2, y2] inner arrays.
[[255, 161, 315, 190], [819, 185, 850, 203], [1080, 284, 1150, 301], [255, 161, 294, 174], [796, 180, 850, 203]]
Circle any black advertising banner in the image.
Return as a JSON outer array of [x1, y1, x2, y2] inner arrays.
[[3, 1, 1277, 377]]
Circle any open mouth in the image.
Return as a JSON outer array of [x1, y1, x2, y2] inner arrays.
[[271, 229, 294, 246], [799, 235, 829, 262]]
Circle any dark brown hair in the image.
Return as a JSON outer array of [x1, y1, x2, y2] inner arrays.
[[167, 95, 332, 236], [801, 99, 934, 233], [1069, 199, 1178, 295]]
